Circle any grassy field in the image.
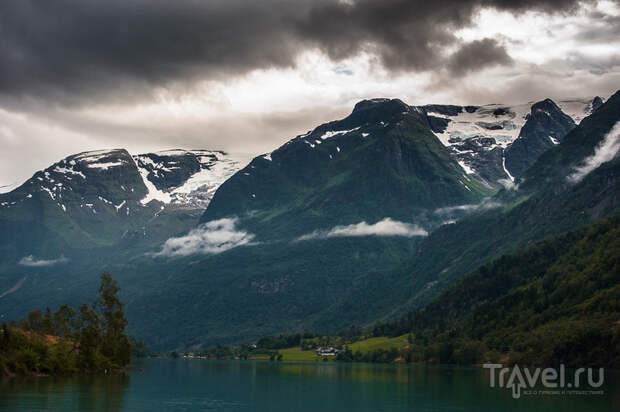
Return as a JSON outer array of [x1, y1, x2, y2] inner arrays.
[[278, 347, 324, 362], [347, 335, 408, 354], [277, 334, 409, 362], [247, 354, 272, 361]]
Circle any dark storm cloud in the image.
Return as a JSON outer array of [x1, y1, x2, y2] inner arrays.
[[0, 0, 310, 105], [577, 13, 620, 42], [295, 0, 580, 70], [447, 38, 513, 75], [0, 0, 582, 106]]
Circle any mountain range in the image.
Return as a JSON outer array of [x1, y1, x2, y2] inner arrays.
[[0, 91, 617, 350], [0, 149, 245, 262]]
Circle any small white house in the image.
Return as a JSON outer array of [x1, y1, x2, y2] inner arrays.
[[316, 347, 340, 356]]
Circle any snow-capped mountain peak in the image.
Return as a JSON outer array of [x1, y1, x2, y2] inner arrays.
[[0, 149, 247, 214], [419, 96, 603, 186], [132, 149, 246, 209]]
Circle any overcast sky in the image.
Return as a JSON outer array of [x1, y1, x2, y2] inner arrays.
[[1, 0, 619, 187]]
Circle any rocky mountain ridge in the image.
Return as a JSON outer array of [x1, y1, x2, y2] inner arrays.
[[0, 149, 245, 212], [419, 96, 603, 187], [0, 149, 246, 260]]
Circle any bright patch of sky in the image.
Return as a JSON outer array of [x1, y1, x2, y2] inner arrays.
[[0, 3, 618, 188], [456, 2, 620, 66]]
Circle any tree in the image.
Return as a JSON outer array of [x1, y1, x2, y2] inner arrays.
[[1, 273, 134, 376], [96, 273, 131, 367], [27, 309, 43, 332], [77, 303, 102, 371], [53, 304, 76, 338], [42, 307, 54, 335], [0, 323, 11, 351]]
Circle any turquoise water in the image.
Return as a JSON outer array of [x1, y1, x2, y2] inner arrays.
[[1, 359, 618, 411]]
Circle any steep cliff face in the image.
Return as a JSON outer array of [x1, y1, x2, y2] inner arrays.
[[420, 96, 603, 187], [504, 99, 576, 178]]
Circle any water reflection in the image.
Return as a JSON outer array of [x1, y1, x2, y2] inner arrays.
[[0, 360, 617, 412], [1, 374, 129, 411]]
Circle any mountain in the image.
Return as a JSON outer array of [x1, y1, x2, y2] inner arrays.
[[202, 96, 602, 238], [0, 149, 244, 262], [201, 98, 491, 239], [310, 90, 620, 331], [117, 93, 617, 348], [103, 97, 495, 348], [372, 213, 620, 367], [504, 99, 576, 178], [0, 96, 598, 255], [133, 149, 243, 209], [422, 96, 602, 187], [0, 92, 615, 351], [556, 96, 604, 124]]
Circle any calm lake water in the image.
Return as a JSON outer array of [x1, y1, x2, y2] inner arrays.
[[1, 359, 618, 411]]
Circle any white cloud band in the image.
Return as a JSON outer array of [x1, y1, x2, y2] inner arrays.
[[569, 121, 620, 184], [155, 218, 255, 257], [297, 218, 428, 241], [19, 255, 68, 267], [433, 200, 502, 216]]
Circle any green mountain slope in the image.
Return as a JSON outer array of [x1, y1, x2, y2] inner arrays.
[[518, 90, 620, 193], [201, 98, 490, 239], [0, 149, 241, 270], [314, 90, 620, 330], [372, 213, 620, 367], [1, 92, 617, 351], [72, 99, 498, 348], [116, 93, 618, 349], [0, 150, 148, 255]]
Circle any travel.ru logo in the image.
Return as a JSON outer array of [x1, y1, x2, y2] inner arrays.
[[483, 364, 605, 399]]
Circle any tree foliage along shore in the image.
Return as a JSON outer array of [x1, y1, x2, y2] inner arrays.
[[0, 273, 131, 376]]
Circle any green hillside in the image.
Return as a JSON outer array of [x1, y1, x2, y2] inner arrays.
[[370, 213, 620, 367], [202, 98, 490, 239], [315, 91, 620, 331], [1, 92, 618, 352]]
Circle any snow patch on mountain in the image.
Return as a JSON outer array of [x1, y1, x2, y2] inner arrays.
[[53, 165, 85, 179], [430, 97, 599, 152], [424, 97, 599, 187], [87, 161, 125, 170], [502, 156, 514, 182], [0, 147, 247, 220], [40, 186, 56, 200], [133, 150, 247, 208], [429, 103, 530, 149], [319, 127, 361, 140], [170, 155, 241, 201], [115, 200, 127, 211], [557, 97, 603, 124], [457, 160, 474, 175], [133, 157, 172, 205], [73, 149, 126, 165]]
